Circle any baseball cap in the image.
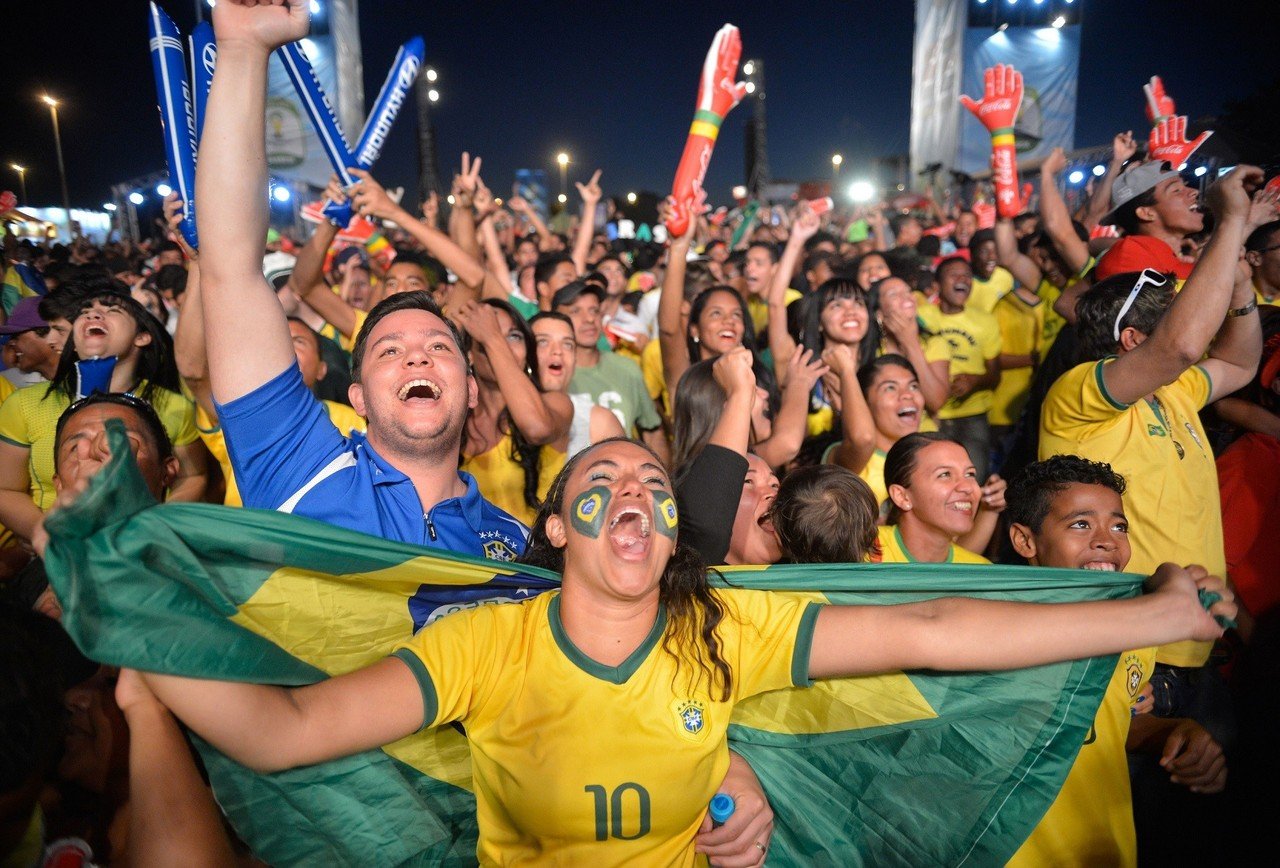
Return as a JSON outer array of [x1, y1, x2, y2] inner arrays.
[[262, 251, 297, 291], [551, 279, 606, 310], [1093, 236, 1181, 282], [1101, 161, 1181, 225], [0, 297, 50, 335], [331, 245, 369, 272]]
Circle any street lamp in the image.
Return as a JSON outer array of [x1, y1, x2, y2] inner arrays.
[[8, 164, 26, 203], [41, 94, 73, 239], [556, 152, 569, 197], [832, 153, 843, 178], [626, 192, 637, 204]]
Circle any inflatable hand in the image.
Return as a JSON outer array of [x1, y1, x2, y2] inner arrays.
[[960, 64, 1023, 135], [1148, 116, 1212, 168], [666, 24, 747, 238], [1143, 75, 1176, 128], [962, 64, 1025, 219]]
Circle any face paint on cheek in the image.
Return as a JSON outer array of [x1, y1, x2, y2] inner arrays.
[[570, 486, 611, 538], [653, 491, 679, 540]]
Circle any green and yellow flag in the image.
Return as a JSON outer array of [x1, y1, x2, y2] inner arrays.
[[46, 422, 1140, 866]]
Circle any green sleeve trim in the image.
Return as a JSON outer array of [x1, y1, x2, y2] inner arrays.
[[791, 602, 823, 688], [391, 648, 439, 731], [1194, 364, 1213, 401], [0, 433, 29, 448], [1093, 358, 1129, 412], [990, 126, 1015, 138]]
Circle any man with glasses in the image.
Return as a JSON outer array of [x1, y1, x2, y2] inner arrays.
[[1245, 219, 1280, 306], [1038, 166, 1279, 671]]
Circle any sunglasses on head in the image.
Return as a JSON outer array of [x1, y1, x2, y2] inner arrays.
[[1113, 268, 1170, 342]]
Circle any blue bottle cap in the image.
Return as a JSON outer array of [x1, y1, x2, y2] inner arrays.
[[709, 793, 736, 825]]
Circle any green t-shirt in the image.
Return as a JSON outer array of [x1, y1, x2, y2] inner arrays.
[[568, 350, 661, 436]]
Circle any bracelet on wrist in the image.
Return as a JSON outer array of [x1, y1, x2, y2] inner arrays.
[[1226, 300, 1258, 318]]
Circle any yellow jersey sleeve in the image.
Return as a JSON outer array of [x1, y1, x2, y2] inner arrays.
[[322, 400, 367, 436], [154, 387, 200, 447], [0, 377, 14, 407], [0, 386, 32, 447], [717, 589, 823, 696]]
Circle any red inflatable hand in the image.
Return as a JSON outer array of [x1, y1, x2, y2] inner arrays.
[[667, 24, 747, 238], [1148, 116, 1212, 168], [1143, 75, 1177, 127], [960, 64, 1024, 136]]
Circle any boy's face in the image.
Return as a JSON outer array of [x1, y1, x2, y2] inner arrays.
[[1011, 483, 1131, 571]]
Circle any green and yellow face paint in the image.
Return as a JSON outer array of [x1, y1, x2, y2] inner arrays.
[[570, 486, 611, 539], [653, 491, 678, 540]]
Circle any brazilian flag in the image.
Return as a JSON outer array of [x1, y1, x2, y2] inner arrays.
[[46, 423, 1140, 866]]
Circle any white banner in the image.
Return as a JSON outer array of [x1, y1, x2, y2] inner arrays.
[[910, 0, 968, 191]]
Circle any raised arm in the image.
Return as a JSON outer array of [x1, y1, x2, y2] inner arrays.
[[478, 202, 515, 301], [196, 0, 307, 404], [350, 168, 487, 295], [116, 671, 238, 867], [1038, 149, 1091, 275], [449, 153, 483, 264], [754, 349, 828, 469], [1198, 206, 1275, 402], [571, 170, 602, 275], [165, 192, 216, 419], [1104, 167, 1276, 406], [659, 203, 696, 391], [810, 563, 1234, 679], [708, 348, 756, 455], [510, 195, 554, 252], [1081, 132, 1138, 231], [994, 216, 1042, 292], [453, 301, 572, 445], [824, 344, 876, 474], [767, 206, 818, 377]]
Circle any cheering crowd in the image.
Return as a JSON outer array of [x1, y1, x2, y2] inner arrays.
[[5, 1, 1280, 866]]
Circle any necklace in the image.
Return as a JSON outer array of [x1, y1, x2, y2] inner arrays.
[[1147, 395, 1184, 459]]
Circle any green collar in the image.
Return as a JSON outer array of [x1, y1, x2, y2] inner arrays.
[[548, 593, 666, 684], [894, 524, 954, 564]]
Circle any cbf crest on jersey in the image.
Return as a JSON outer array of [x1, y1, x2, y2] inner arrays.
[[1124, 652, 1145, 698], [673, 698, 709, 741]]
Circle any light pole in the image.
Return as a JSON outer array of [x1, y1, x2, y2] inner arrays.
[[41, 95, 73, 239], [831, 153, 843, 179], [9, 164, 26, 203], [556, 152, 569, 199]]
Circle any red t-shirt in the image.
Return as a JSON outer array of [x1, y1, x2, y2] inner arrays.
[[1217, 432, 1280, 619]]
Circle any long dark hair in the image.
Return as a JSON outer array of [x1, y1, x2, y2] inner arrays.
[[671, 360, 737, 483], [685, 286, 778, 410], [48, 281, 182, 406], [521, 438, 733, 701], [464, 298, 546, 511], [799, 277, 879, 371]]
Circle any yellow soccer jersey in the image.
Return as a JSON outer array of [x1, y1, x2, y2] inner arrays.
[[969, 266, 1014, 314], [747, 288, 801, 337], [873, 525, 989, 564], [1009, 647, 1157, 868], [0, 381, 198, 509], [393, 589, 820, 867], [460, 433, 563, 526], [196, 401, 365, 507], [640, 339, 669, 417], [1039, 359, 1220, 666], [933, 307, 1002, 420], [0, 376, 13, 407], [989, 290, 1045, 426]]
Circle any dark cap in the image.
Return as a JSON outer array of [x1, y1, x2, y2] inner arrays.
[[551, 279, 606, 310], [0, 297, 50, 335]]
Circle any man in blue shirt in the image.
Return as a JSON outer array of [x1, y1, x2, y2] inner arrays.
[[194, 7, 525, 561]]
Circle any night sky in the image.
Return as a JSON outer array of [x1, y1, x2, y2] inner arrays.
[[0, 0, 1267, 214]]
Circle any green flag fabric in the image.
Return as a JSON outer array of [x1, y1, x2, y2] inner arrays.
[[45, 422, 1141, 866]]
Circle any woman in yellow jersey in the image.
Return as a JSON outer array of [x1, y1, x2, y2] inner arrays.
[[134, 437, 1235, 867], [869, 276, 951, 413], [826, 354, 924, 515], [456, 299, 574, 526], [527, 311, 625, 461], [876, 432, 1006, 563], [0, 279, 206, 543]]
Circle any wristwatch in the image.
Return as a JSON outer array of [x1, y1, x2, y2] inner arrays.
[[1226, 300, 1258, 318]]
